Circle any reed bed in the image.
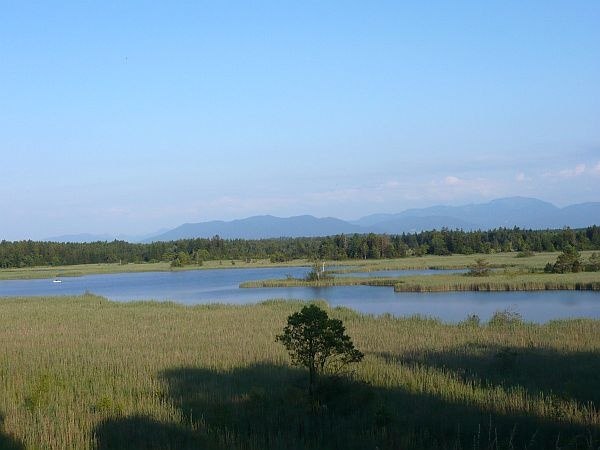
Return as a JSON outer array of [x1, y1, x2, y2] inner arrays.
[[395, 271, 600, 292], [240, 277, 398, 288], [241, 270, 600, 292], [0, 295, 599, 449]]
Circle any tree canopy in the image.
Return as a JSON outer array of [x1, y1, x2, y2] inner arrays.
[[2, 226, 600, 269], [276, 304, 363, 395], [545, 246, 583, 273]]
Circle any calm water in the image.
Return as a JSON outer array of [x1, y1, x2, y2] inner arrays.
[[0, 267, 599, 323]]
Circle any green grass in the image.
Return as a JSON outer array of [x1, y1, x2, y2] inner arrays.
[[0, 259, 312, 280], [0, 295, 599, 449], [240, 277, 399, 288], [329, 251, 578, 271], [394, 271, 600, 292], [242, 268, 600, 292], [3, 251, 592, 281]]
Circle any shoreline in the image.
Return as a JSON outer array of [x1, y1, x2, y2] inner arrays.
[[241, 271, 600, 292]]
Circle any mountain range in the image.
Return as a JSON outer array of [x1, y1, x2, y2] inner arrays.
[[143, 197, 600, 242], [44, 197, 600, 243]]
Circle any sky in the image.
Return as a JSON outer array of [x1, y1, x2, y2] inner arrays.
[[1, 1, 599, 240]]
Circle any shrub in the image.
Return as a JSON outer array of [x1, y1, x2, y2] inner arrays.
[[468, 258, 491, 277], [489, 308, 522, 326]]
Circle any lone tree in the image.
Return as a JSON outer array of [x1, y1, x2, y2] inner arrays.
[[546, 246, 582, 273], [468, 258, 491, 276], [276, 304, 363, 396]]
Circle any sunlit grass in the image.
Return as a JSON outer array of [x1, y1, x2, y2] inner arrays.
[[0, 295, 598, 448], [0, 259, 311, 280], [5, 252, 597, 281], [394, 271, 600, 292]]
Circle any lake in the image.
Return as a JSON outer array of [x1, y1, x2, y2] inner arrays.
[[0, 266, 598, 323]]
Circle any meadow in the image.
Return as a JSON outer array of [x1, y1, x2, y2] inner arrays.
[[326, 251, 570, 271], [1, 251, 596, 282], [0, 259, 307, 281], [0, 294, 599, 449]]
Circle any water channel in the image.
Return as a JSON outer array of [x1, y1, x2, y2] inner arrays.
[[0, 266, 598, 323]]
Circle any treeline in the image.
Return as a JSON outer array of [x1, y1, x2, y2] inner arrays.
[[1, 226, 600, 269]]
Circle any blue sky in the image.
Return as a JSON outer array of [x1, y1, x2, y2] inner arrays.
[[1, 1, 599, 240]]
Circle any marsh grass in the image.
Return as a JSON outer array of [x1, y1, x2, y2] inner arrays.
[[394, 271, 600, 292], [0, 295, 599, 449], [242, 269, 600, 292], [240, 277, 399, 288]]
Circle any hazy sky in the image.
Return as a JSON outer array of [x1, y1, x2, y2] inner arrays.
[[2, 1, 599, 240]]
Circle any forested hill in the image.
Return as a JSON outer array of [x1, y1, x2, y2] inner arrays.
[[1, 227, 600, 269]]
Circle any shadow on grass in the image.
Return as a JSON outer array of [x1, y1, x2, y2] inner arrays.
[[0, 414, 24, 450], [94, 415, 201, 450], [380, 344, 600, 407], [94, 360, 600, 450]]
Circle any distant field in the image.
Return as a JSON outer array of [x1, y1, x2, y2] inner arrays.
[[0, 295, 598, 449], [331, 251, 594, 271], [0, 259, 311, 280], [2, 251, 593, 281]]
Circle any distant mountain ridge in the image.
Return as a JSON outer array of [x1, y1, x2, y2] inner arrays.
[[147, 215, 364, 242], [352, 197, 581, 231], [44, 229, 170, 244], [144, 197, 600, 242]]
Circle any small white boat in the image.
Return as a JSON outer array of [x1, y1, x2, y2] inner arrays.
[[52, 279, 62, 283]]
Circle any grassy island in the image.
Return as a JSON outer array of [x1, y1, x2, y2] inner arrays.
[[394, 271, 600, 292], [239, 252, 600, 292]]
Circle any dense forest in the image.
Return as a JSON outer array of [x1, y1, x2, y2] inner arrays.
[[1, 226, 600, 269]]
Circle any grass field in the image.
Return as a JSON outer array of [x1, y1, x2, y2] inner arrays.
[[0, 295, 599, 449], [0, 259, 311, 280], [328, 251, 589, 271]]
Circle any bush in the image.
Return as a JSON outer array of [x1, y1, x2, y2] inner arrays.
[[270, 253, 288, 263], [459, 314, 481, 327], [170, 258, 183, 268], [305, 261, 333, 281], [489, 308, 522, 326], [586, 252, 600, 272], [468, 258, 491, 277], [550, 247, 582, 273]]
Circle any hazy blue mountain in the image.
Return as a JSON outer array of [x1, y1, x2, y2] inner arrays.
[[146, 215, 364, 241], [559, 203, 600, 228], [360, 197, 556, 228], [137, 197, 600, 242]]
